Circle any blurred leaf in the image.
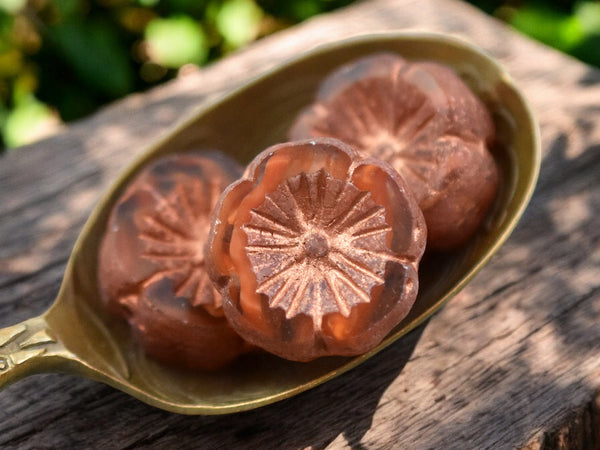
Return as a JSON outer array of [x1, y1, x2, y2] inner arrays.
[[52, 0, 84, 20], [257, 0, 355, 22], [118, 7, 156, 33], [571, 34, 600, 67], [285, 0, 321, 21], [0, 10, 14, 48], [216, 0, 263, 48], [96, 0, 129, 7], [3, 95, 59, 147], [575, 1, 600, 34], [0, 48, 22, 77], [509, 1, 584, 51], [205, 0, 221, 24], [46, 19, 134, 97], [0, 0, 26, 14], [0, 79, 8, 104], [12, 15, 41, 54], [145, 15, 208, 68], [12, 65, 37, 102], [163, 0, 211, 16], [53, 84, 98, 121]]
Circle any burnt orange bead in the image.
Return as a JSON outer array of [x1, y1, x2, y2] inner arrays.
[[98, 152, 248, 370], [207, 138, 426, 361], [289, 53, 499, 250]]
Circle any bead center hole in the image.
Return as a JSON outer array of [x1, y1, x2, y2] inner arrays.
[[304, 233, 329, 259]]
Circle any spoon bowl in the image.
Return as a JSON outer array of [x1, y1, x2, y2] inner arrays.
[[0, 32, 540, 414]]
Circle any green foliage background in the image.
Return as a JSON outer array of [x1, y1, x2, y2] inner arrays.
[[0, 0, 357, 149], [0, 0, 598, 150], [471, 0, 600, 67]]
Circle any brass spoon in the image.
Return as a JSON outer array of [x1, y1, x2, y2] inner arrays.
[[0, 32, 540, 415]]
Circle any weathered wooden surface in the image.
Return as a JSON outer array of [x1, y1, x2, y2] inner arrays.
[[1, 0, 599, 448]]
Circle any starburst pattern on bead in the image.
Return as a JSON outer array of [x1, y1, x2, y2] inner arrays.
[[137, 178, 221, 308], [305, 78, 441, 199], [243, 169, 409, 329]]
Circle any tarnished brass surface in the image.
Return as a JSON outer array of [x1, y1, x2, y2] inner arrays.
[[0, 32, 540, 414]]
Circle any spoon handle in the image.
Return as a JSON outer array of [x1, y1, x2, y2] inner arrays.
[[0, 315, 76, 390]]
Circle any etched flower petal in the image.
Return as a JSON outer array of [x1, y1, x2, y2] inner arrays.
[[243, 169, 397, 329], [132, 173, 229, 311], [98, 153, 247, 370]]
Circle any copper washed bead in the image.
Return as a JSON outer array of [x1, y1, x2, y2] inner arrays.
[[98, 152, 248, 370], [207, 138, 426, 361], [289, 53, 499, 250]]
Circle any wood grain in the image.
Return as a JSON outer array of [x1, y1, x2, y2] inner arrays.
[[1, 0, 599, 448]]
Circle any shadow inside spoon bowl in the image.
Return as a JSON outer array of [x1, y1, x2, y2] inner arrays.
[[0, 32, 540, 414]]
